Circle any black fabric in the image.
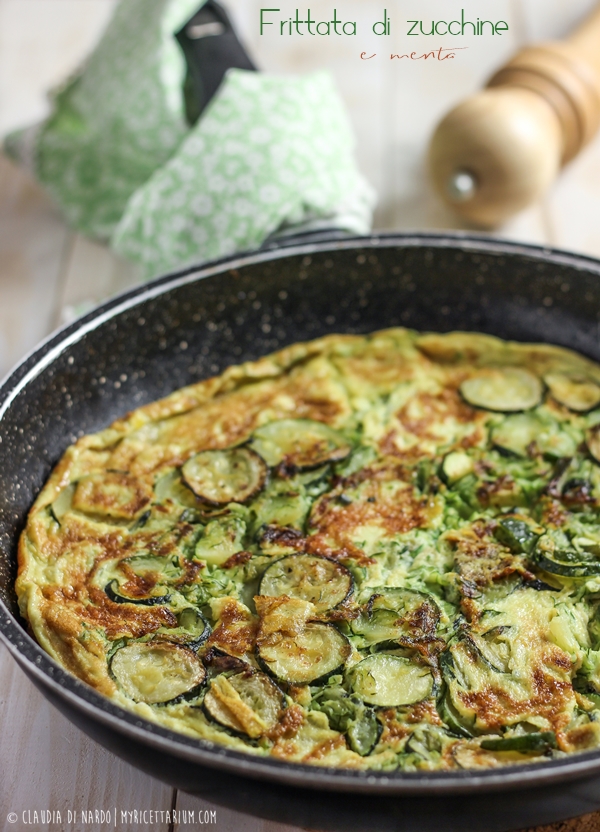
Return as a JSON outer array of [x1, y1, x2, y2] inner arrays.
[[176, 0, 257, 125]]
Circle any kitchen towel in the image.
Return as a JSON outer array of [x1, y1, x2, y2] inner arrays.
[[4, 0, 374, 278]]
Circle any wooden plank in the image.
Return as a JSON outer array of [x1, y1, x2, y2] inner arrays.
[[174, 784, 600, 832], [0, 641, 175, 832], [521, 813, 600, 832], [3, 618, 600, 832], [1, 6, 599, 832], [174, 791, 305, 832], [0, 0, 140, 350], [0, 153, 71, 379], [57, 234, 141, 327], [2, 0, 166, 818], [0, 0, 118, 137]]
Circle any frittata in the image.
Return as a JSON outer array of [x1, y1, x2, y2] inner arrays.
[[17, 328, 600, 771]]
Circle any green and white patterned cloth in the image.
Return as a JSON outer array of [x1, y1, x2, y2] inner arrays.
[[4, 0, 374, 278]]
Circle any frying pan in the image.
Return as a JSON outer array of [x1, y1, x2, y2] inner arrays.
[[3, 232, 600, 832]]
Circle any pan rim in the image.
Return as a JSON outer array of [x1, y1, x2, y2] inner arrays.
[[3, 230, 600, 796], [3, 229, 600, 418]]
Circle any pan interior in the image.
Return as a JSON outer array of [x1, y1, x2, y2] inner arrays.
[[3, 234, 600, 795]]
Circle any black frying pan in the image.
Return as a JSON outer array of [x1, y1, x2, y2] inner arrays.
[[3, 233, 600, 832]]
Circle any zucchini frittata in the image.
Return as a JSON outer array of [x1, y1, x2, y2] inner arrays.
[[17, 328, 600, 771]]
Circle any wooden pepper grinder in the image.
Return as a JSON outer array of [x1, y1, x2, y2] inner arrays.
[[428, 5, 600, 226]]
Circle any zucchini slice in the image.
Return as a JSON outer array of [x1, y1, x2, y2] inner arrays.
[[110, 642, 206, 704], [586, 424, 600, 464], [153, 470, 198, 508], [252, 479, 312, 537], [203, 669, 284, 738], [462, 631, 510, 674], [535, 532, 600, 577], [480, 732, 557, 753], [441, 452, 474, 485], [351, 588, 440, 645], [460, 368, 542, 412], [351, 608, 407, 646], [105, 579, 171, 606], [494, 517, 540, 555], [50, 483, 76, 524], [491, 413, 576, 459], [257, 623, 351, 685], [347, 707, 382, 756], [536, 548, 600, 578], [439, 690, 476, 738], [159, 608, 210, 649], [348, 654, 434, 707], [359, 586, 440, 613], [182, 448, 267, 505], [259, 554, 353, 612], [545, 372, 600, 413], [491, 414, 537, 457], [194, 513, 246, 565], [249, 419, 352, 470], [121, 553, 183, 583]]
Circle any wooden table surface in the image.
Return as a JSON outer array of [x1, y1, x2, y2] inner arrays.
[[3, 1, 600, 830]]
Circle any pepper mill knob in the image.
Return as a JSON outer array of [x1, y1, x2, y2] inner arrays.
[[428, 5, 600, 227]]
